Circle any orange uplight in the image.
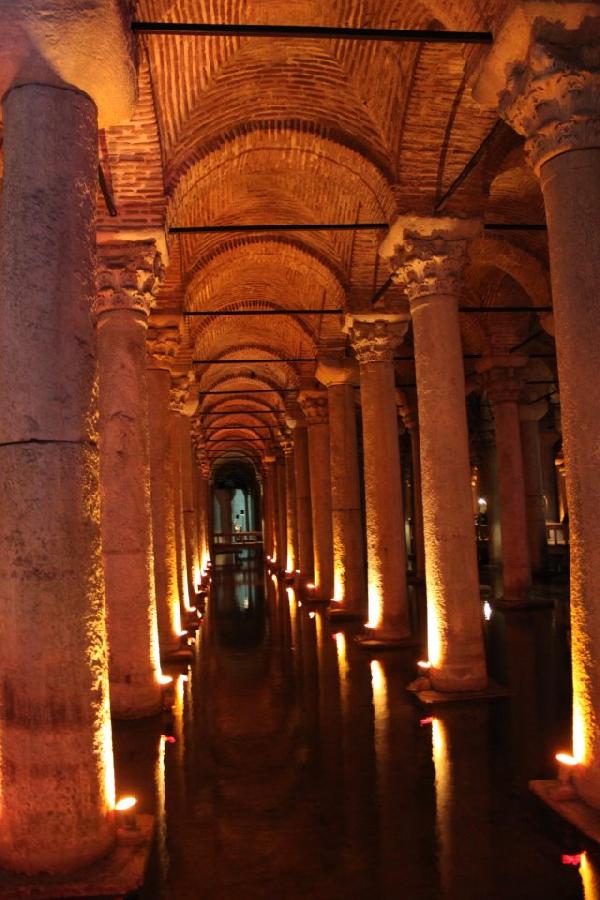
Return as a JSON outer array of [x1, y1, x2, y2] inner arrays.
[[418, 660, 432, 670], [306, 583, 315, 590], [159, 675, 173, 686], [556, 752, 579, 766], [178, 630, 188, 637], [115, 796, 137, 812], [115, 795, 138, 831], [309, 612, 315, 619], [295, 569, 300, 574]]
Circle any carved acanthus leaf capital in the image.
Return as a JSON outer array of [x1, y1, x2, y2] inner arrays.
[[476, 357, 528, 405], [344, 314, 408, 364], [94, 241, 164, 319], [380, 216, 480, 304], [147, 326, 179, 369], [472, 5, 600, 173], [169, 375, 190, 413], [298, 390, 329, 425]]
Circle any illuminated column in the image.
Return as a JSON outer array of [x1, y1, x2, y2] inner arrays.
[[94, 242, 162, 718], [263, 455, 279, 563], [276, 452, 288, 573], [315, 358, 366, 615], [291, 413, 314, 579], [478, 360, 531, 601], [147, 329, 182, 654], [540, 425, 560, 522], [474, 7, 600, 801], [478, 418, 502, 564], [179, 415, 201, 596], [281, 438, 299, 571], [198, 453, 212, 570], [381, 219, 486, 687], [299, 391, 334, 600], [346, 315, 411, 642], [520, 400, 549, 573], [397, 397, 425, 580], [0, 81, 116, 873], [170, 402, 190, 615]]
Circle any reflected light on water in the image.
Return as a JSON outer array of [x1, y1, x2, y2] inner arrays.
[[432, 717, 452, 891], [581, 852, 600, 898], [335, 632, 350, 714]]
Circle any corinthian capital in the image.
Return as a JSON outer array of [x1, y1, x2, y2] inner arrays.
[[472, 3, 600, 173], [298, 390, 329, 425], [344, 314, 408, 364], [380, 216, 480, 303], [147, 326, 179, 369], [94, 240, 164, 319]]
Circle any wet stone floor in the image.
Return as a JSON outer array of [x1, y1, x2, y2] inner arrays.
[[113, 558, 600, 899]]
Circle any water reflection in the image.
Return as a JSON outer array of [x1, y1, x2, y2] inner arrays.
[[110, 562, 588, 899]]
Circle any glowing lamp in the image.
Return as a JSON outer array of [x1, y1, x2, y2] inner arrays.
[[115, 796, 138, 831], [417, 660, 432, 670], [295, 569, 300, 574], [562, 853, 582, 866], [483, 601, 492, 621], [158, 675, 173, 686], [298, 601, 302, 608], [309, 612, 315, 619], [306, 583, 315, 591], [164, 735, 176, 744], [420, 717, 434, 726], [182, 674, 189, 683], [556, 752, 580, 782]]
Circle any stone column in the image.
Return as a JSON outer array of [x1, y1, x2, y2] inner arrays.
[[276, 452, 288, 573], [474, 6, 600, 800], [147, 329, 182, 655], [169, 385, 192, 615], [540, 425, 560, 523], [263, 455, 279, 564], [198, 452, 212, 571], [179, 415, 200, 597], [94, 242, 162, 719], [299, 391, 334, 600], [316, 358, 366, 616], [381, 218, 487, 689], [281, 438, 299, 572], [520, 400, 549, 573], [478, 360, 531, 601], [345, 315, 411, 642], [291, 413, 314, 579], [0, 82, 116, 873], [478, 418, 503, 564], [397, 397, 426, 580]]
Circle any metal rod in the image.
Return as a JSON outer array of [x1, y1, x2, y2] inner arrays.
[[527, 390, 559, 405], [459, 306, 552, 313], [197, 388, 297, 394], [199, 409, 280, 415], [194, 357, 316, 364], [509, 329, 544, 353], [171, 223, 387, 234], [185, 308, 343, 316], [98, 165, 118, 218], [132, 21, 493, 44], [371, 275, 394, 306], [435, 121, 502, 212], [484, 223, 547, 232]]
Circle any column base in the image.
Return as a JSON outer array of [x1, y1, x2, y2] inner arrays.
[[492, 593, 555, 612], [327, 605, 364, 622], [0, 815, 153, 898], [530, 780, 600, 844], [407, 676, 509, 705], [356, 627, 418, 650]]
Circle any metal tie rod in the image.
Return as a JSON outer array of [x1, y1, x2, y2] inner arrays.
[[132, 22, 493, 44], [185, 308, 343, 315], [171, 222, 546, 234]]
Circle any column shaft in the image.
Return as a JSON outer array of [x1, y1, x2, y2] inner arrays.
[[301, 394, 334, 600], [408, 426, 426, 580], [326, 381, 365, 613], [170, 410, 190, 614], [277, 457, 288, 572], [293, 424, 314, 578], [0, 83, 115, 873], [96, 303, 161, 718], [283, 445, 299, 571], [411, 294, 486, 689], [520, 412, 548, 573], [147, 365, 182, 653], [180, 417, 200, 595]]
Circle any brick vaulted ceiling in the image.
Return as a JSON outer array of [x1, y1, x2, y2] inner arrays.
[[8, 1, 556, 464]]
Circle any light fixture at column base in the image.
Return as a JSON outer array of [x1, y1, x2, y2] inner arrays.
[[531, 780, 600, 844], [0, 815, 154, 899]]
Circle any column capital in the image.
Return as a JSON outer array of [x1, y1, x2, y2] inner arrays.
[[94, 240, 164, 320], [298, 390, 329, 425], [315, 356, 359, 388], [147, 326, 179, 370], [379, 216, 481, 303], [472, 3, 600, 174], [344, 313, 409, 364], [476, 356, 528, 404], [395, 389, 418, 431], [519, 398, 549, 422], [280, 437, 294, 456], [169, 375, 190, 413]]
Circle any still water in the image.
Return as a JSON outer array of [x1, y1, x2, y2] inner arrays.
[[113, 559, 598, 899]]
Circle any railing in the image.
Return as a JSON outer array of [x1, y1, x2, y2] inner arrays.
[[212, 531, 263, 545]]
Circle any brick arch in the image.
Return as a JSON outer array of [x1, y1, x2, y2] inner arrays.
[[468, 237, 551, 311]]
